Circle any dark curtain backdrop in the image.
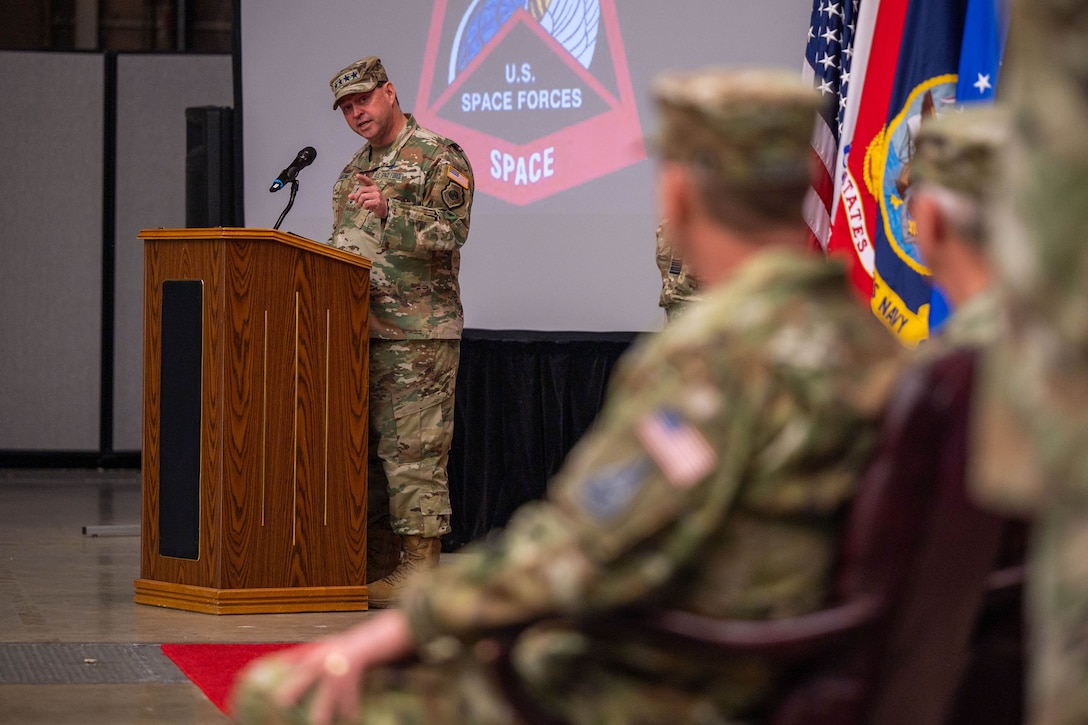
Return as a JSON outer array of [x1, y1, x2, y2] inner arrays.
[[444, 329, 640, 550]]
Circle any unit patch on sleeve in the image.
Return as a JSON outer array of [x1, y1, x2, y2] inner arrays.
[[581, 459, 651, 521], [442, 180, 466, 210]]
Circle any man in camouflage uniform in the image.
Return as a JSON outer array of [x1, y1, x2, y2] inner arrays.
[[969, 2, 1088, 723], [231, 68, 906, 725], [906, 107, 1006, 351], [327, 56, 474, 607], [654, 220, 701, 322]]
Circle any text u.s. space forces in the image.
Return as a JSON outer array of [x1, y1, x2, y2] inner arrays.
[[414, 0, 645, 205]]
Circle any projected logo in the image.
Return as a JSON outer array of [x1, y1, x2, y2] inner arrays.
[[415, 0, 645, 205]]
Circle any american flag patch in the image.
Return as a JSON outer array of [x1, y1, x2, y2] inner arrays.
[[447, 165, 470, 189], [636, 408, 717, 489], [669, 258, 683, 276]]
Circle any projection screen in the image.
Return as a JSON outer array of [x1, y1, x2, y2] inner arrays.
[[242, 0, 811, 331]]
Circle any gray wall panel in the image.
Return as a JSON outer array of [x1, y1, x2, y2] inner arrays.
[[112, 54, 233, 451], [0, 52, 104, 450]]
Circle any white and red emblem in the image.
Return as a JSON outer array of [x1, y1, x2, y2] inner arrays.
[[415, 0, 646, 205]]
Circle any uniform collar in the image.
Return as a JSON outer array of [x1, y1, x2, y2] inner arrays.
[[365, 113, 417, 166]]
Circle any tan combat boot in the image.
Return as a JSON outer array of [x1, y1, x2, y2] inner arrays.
[[367, 535, 441, 608], [366, 525, 402, 584]]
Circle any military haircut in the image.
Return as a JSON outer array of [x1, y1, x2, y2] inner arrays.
[[908, 182, 988, 249], [689, 164, 811, 234], [907, 106, 1009, 250]]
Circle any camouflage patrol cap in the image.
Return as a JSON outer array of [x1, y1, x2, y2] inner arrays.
[[652, 68, 820, 188], [330, 56, 389, 109], [910, 106, 1008, 201]]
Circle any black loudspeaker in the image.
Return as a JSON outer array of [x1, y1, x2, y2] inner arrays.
[[185, 105, 236, 227]]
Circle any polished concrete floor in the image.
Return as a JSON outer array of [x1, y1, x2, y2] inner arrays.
[[0, 468, 372, 724]]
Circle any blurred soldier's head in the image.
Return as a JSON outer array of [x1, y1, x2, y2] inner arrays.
[[652, 68, 819, 286], [907, 106, 1007, 307]]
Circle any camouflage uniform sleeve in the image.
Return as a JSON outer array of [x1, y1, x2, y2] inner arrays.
[[328, 151, 380, 252], [400, 331, 754, 644], [655, 223, 677, 309], [329, 158, 354, 245], [379, 144, 473, 254], [655, 223, 673, 282], [655, 222, 701, 318]]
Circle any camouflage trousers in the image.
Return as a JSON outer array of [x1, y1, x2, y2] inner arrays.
[[368, 339, 459, 539], [231, 622, 765, 724]]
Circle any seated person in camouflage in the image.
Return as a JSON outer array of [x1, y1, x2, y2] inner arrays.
[[906, 107, 1007, 350], [230, 68, 907, 725], [969, 2, 1088, 721]]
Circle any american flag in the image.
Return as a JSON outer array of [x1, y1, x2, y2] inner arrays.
[[803, 0, 861, 252], [636, 409, 716, 489]]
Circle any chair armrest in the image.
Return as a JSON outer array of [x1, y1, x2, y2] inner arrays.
[[986, 564, 1024, 596], [591, 595, 883, 664], [979, 564, 1025, 615]]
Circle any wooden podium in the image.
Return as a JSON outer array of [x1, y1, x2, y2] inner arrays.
[[134, 228, 372, 614]]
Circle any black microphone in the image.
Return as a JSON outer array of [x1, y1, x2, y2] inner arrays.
[[269, 146, 317, 192]]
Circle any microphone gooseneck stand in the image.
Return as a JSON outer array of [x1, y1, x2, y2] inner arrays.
[[273, 179, 300, 230]]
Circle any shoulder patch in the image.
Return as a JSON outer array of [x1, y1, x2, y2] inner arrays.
[[636, 408, 717, 489], [581, 459, 651, 521], [447, 165, 470, 189], [442, 180, 466, 210]]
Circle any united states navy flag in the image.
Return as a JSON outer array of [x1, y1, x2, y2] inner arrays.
[[927, 0, 1009, 332], [868, 0, 970, 345]]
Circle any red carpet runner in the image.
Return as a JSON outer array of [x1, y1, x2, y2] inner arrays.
[[161, 643, 298, 713]]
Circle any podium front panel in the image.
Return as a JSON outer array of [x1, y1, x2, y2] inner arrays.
[[159, 280, 204, 560]]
